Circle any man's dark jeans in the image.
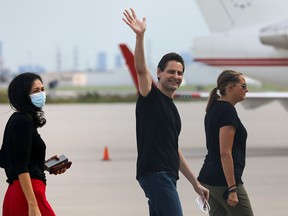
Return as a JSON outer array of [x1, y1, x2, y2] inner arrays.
[[138, 171, 183, 216]]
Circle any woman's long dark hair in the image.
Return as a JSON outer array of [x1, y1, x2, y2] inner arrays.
[[8, 72, 46, 127], [206, 70, 242, 112]]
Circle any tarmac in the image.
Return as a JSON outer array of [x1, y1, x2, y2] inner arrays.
[[0, 101, 287, 215]]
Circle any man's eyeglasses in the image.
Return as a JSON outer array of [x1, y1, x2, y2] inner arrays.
[[234, 83, 248, 90]]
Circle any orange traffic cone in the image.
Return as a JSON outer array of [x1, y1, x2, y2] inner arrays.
[[102, 146, 110, 161]]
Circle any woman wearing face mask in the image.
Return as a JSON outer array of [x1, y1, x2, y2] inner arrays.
[[0, 72, 65, 216]]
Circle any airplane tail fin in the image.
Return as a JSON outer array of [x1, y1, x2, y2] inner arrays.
[[195, 0, 288, 32], [119, 44, 139, 91], [119, 44, 157, 92]]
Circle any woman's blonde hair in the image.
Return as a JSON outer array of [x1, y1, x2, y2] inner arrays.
[[206, 70, 243, 112]]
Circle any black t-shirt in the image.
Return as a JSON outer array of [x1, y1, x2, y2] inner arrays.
[[1, 112, 46, 184], [136, 85, 181, 179], [198, 101, 247, 186]]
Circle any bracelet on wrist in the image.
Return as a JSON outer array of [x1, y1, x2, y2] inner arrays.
[[228, 188, 237, 194], [223, 186, 238, 200], [228, 184, 236, 190]]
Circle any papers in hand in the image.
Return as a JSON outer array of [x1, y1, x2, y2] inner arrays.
[[195, 196, 210, 215]]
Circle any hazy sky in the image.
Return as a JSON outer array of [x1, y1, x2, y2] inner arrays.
[[0, 0, 209, 72]]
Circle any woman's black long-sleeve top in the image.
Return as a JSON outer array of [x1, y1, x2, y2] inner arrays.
[[1, 112, 46, 184]]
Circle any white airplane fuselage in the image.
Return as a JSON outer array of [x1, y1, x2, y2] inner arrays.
[[194, 0, 288, 87], [193, 27, 288, 87]]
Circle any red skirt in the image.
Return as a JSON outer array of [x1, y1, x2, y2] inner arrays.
[[3, 179, 56, 216]]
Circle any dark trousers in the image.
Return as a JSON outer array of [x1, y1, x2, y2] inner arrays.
[[138, 171, 183, 216], [201, 183, 254, 216]]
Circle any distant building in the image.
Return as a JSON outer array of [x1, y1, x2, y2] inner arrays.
[[96, 52, 107, 72], [114, 54, 123, 69], [41, 68, 134, 88]]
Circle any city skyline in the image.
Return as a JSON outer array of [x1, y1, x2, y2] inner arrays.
[[0, 0, 209, 72]]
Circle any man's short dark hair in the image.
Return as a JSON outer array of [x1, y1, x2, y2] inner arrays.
[[157, 52, 185, 72]]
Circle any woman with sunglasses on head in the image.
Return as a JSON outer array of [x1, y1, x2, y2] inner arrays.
[[197, 70, 254, 216], [0, 72, 66, 216]]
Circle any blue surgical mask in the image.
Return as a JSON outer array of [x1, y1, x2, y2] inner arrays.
[[30, 91, 46, 108]]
